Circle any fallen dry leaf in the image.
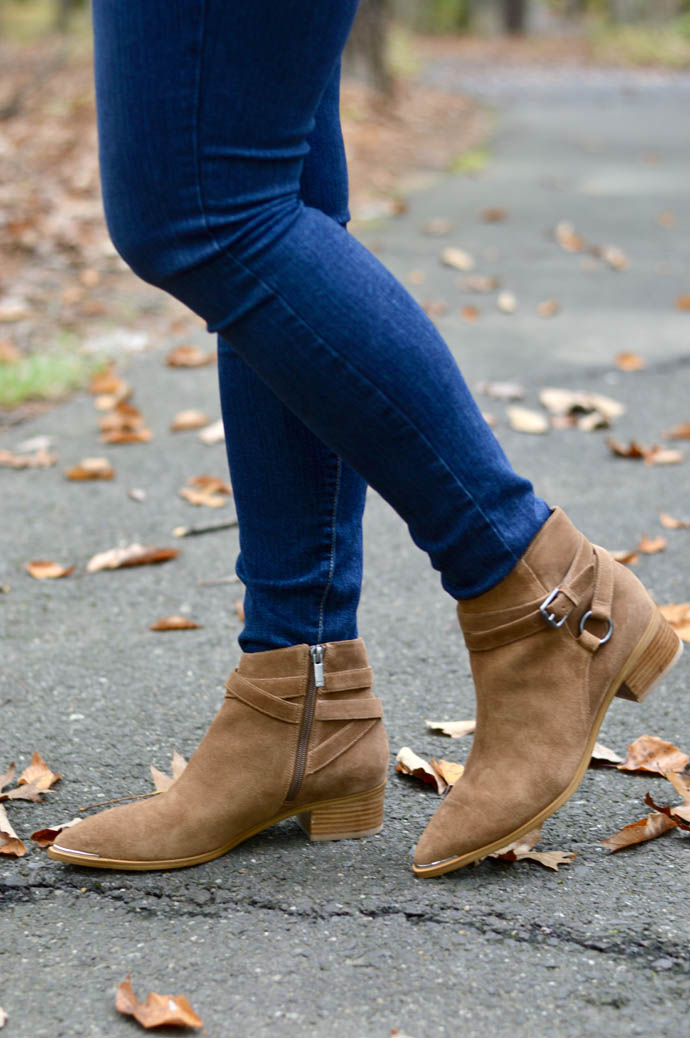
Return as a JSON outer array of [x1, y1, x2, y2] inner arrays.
[[0, 1006, 7, 1028], [150, 616, 201, 632], [440, 246, 475, 272], [644, 772, 690, 829], [234, 600, 245, 622], [490, 827, 576, 871], [554, 220, 585, 252], [88, 365, 124, 395], [607, 438, 683, 465], [537, 299, 561, 318], [115, 976, 203, 1030], [664, 422, 690, 440], [496, 290, 517, 313], [591, 741, 624, 766], [658, 603, 690, 644], [507, 406, 548, 435], [173, 518, 238, 538], [25, 560, 74, 580], [86, 544, 179, 573], [0, 448, 57, 469], [198, 419, 225, 446], [0, 780, 46, 804], [65, 457, 114, 481], [480, 206, 508, 222], [476, 380, 523, 402], [540, 389, 624, 421], [150, 751, 188, 793], [644, 446, 684, 466], [637, 534, 667, 555], [99, 402, 153, 445], [422, 217, 453, 236], [179, 474, 232, 509], [617, 735, 689, 775], [0, 804, 26, 857], [0, 765, 15, 793], [616, 351, 645, 372], [18, 751, 61, 790], [395, 747, 446, 795], [675, 294, 690, 311], [600, 245, 629, 271], [659, 512, 690, 530], [430, 759, 464, 786], [461, 305, 479, 322], [465, 274, 499, 293], [602, 811, 678, 853], [165, 344, 216, 368], [425, 719, 476, 739], [170, 409, 210, 432], [609, 550, 640, 566], [30, 818, 82, 848]]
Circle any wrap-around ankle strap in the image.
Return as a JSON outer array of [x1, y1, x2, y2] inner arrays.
[[461, 539, 615, 654], [225, 670, 383, 722]]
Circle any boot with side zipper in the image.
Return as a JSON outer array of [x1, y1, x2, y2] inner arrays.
[[49, 638, 388, 870], [413, 507, 683, 878]]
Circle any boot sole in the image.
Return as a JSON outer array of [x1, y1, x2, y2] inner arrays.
[[47, 782, 386, 871], [413, 609, 683, 878]]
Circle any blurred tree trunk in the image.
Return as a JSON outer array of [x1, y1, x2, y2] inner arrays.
[[344, 0, 392, 95], [503, 0, 526, 34]]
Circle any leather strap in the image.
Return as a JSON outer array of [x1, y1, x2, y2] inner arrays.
[[322, 666, 374, 692], [225, 671, 301, 723], [315, 697, 384, 721], [307, 719, 377, 775]]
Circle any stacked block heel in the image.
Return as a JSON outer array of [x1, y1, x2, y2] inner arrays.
[[296, 783, 386, 842], [616, 610, 683, 703]]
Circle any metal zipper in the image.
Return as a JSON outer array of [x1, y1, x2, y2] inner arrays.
[[285, 643, 324, 802]]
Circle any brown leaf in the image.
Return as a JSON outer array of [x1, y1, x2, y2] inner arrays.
[[507, 406, 548, 435], [675, 294, 690, 311], [606, 438, 647, 460], [0, 765, 15, 793], [616, 351, 645, 372], [554, 220, 585, 253], [490, 827, 576, 870], [644, 446, 684, 466], [602, 812, 678, 852], [88, 365, 129, 397], [0, 804, 26, 858], [480, 207, 508, 222], [609, 550, 640, 566], [170, 409, 210, 432], [465, 275, 500, 293], [65, 457, 114, 481], [461, 305, 479, 322], [0, 780, 46, 803], [86, 544, 179, 573], [430, 759, 464, 786], [115, 976, 203, 1030], [590, 741, 624, 766], [165, 345, 216, 368], [25, 560, 74, 580], [425, 719, 476, 739], [100, 428, 153, 446], [18, 751, 61, 790], [99, 402, 144, 433], [0, 448, 57, 469], [636, 534, 667, 555], [658, 603, 690, 642], [645, 783, 690, 830], [541, 389, 624, 420], [30, 818, 82, 848], [395, 747, 446, 795], [150, 616, 201, 632], [440, 246, 475, 272], [616, 735, 690, 775], [664, 422, 690, 440], [150, 751, 188, 793], [537, 299, 561, 318], [659, 511, 690, 530], [601, 245, 629, 271], [179, 488, 227, 508]]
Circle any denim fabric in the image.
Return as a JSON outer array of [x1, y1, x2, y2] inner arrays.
[[91, 0, 551, 652]]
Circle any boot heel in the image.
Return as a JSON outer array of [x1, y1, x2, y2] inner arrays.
[[296, 784, 385, 842], [617, 611, 683, 702]]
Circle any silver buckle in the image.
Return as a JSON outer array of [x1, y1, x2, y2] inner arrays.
[[539, 588, 569, 629], [579, 609, 614, 646]]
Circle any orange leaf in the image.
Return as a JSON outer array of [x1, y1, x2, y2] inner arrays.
[[659, 511, 690, 530], [609, 550, 639, 566], [100, 428, 153, 445], [65, 457, 114, 481], [461, 305, 479, 322], [18, 751, 61, 790], [616, 351, 645, 372], [115, 976, 203, 1030], [0, 448, 57, 469], [537, 299, 561, 318], [644, 446, 684, 466], [658, 603, 690, 642], [602, 812, 677, 852], [616, 735, 690, 775], [170, 409, 210, 432], [0, 764, 15, 793], [30, 818, 82, 848], [87, 544, 179, 573], [481, 207, 508, 223], [675, 294, 690, 311], [665, 422, 690, 440], [25, 560, 74, 580], [165, 345, 216, 368], [644, 792, 690, 831], [636, 534, 667, 555], [606, 438, 646, 459], [0, 804, 26, 858], [430, 759, 464, 786], [150, 616, 201, 631]]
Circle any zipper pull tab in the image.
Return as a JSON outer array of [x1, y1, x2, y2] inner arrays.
[[310, 644, 325, 687]]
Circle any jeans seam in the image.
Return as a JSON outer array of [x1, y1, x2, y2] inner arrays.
[[316, 454, 342, 642], [189, 9, 519, 569]]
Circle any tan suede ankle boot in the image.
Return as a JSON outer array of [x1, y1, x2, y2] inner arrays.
[[49, 638, 388, 870], [413, 507, 683, 878]]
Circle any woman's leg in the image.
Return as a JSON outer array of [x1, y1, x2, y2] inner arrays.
[[218, 60, 368, 653], [91, 0, 551, 602]]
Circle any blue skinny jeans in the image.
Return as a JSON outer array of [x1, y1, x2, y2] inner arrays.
[[91, 1, 551, 653]]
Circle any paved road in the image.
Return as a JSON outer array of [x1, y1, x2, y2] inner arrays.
[[2, 62, 690, 1037]]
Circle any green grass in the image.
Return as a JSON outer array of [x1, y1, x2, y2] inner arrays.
[[447, 145, 490, 175], [0, 346, 99, 408]]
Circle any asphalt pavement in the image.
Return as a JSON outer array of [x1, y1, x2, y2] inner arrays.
[[2, 60, 690, 1038]]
